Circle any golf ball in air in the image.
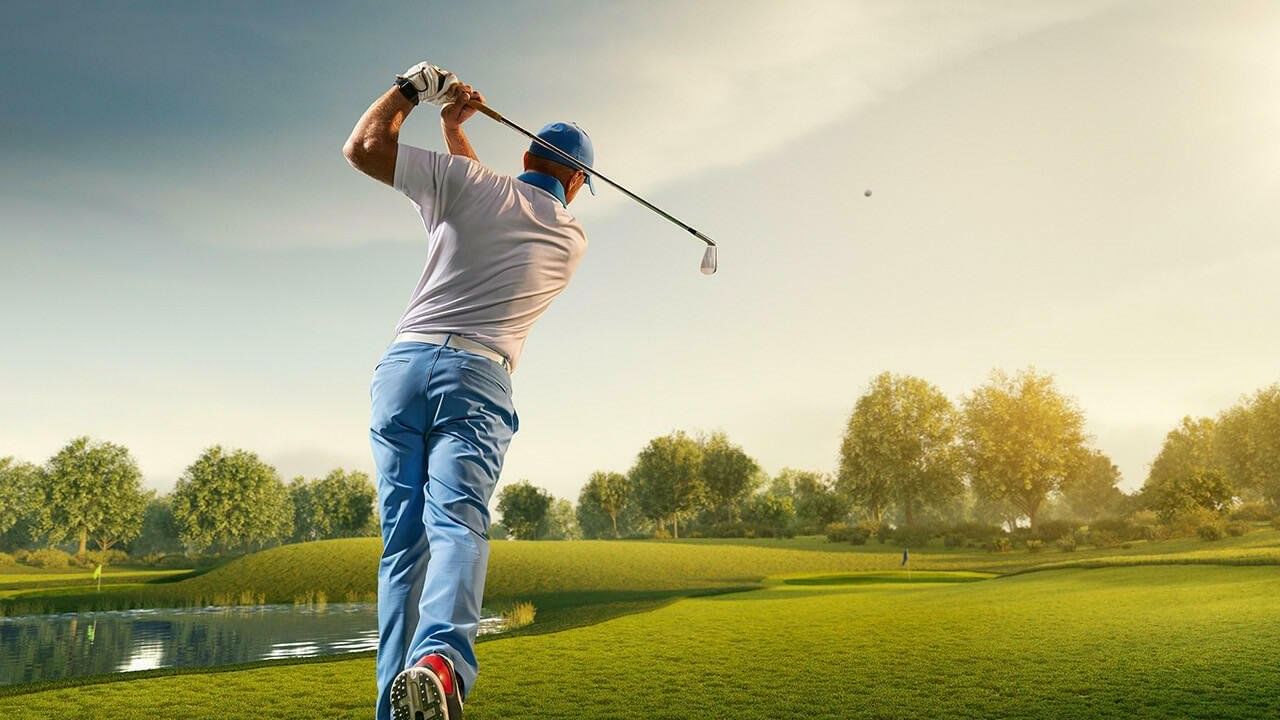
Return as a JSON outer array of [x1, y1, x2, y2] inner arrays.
[[864, 189, 872, 197]]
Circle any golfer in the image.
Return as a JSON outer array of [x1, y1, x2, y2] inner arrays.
[[343, 61, 592, 720]]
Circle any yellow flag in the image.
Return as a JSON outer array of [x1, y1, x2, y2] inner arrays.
[[93, 564, 102, 580]]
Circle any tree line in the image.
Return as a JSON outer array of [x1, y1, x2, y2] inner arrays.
[[0, 440, 377, 561], [496, 369, 1280, 542], [5, 369, 1277, 557]]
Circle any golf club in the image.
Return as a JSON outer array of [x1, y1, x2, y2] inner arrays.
[[463, 97, 719, 275]]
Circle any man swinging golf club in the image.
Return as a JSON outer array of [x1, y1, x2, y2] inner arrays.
[[343, 61, 593, 720]]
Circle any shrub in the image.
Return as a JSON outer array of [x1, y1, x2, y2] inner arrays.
[[1009, 527, 1033, 546], [1197, 523, 1225, 541], [1230, 502, 1272, 522], [0, 551, 16, 567], [1057, 535, 1078, 552], [1128, 510, 1160, 540], [855, 520, 881, 536], [893, 525, 936, 548], [1164, 507, 1224, 539], [825, 523, 869, 545], [1032, 519, 1074, 542], [1090, 530, 1123, 548], [875, 524, 894, 544], [711, 522, 751, 539], [25, 548, 72, 568], [13, 549, 31, 564], [76, 549, 128, 568], [130, 552, 202, 569], [1225, 522, 1250, 537], [988, 537, 1013, 553], [1090, 518, 1137, 541], [941, 522, 1005, 549], [1025, 539, 1044, 553]]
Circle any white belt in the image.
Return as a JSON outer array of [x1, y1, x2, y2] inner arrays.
[[393, 332, 510, 371]]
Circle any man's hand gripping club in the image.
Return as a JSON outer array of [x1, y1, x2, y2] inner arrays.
[[343, 61, 482, 184]]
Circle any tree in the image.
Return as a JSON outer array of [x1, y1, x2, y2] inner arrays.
[[771, 468, 846, 532], [171, 446, 293, 554], [741, 493, 795, 536], [290, 469, 378, 541], [131, 494, 182, 556], [629, 431, 705, 538], [838, 373, 963, 527], [41, 437, 148, 555], [1150, 468, 1233, 521], [578, 471, 630, 538], [1215, 385, 1280, 506], [699, 432, 760, 522], [1144, 416, 1233, 519], [1059, 450, 1126, 521], [288, 476, 315, 541], [961, 369, 1088, 529], [1249, 386, 1280, 507], [496, 481, 552, 540], [0, 457, 41, 544], [541, 498, 581, 540]]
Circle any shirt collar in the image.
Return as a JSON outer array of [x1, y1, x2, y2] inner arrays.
[[516, 171, 568, 207]]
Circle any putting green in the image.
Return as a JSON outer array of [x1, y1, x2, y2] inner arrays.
[[4, 564, 1277, 719]]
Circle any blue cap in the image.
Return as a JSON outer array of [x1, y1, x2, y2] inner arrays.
[[529, 122, 595, 195]]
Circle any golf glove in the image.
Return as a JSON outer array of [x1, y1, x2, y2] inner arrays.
[[396, 62, 460, 107]]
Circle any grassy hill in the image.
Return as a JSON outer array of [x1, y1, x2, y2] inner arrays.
[[6, 529, 1279, 616]]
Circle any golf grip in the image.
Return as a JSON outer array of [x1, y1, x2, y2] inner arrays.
[[463, 98, 716, 248]]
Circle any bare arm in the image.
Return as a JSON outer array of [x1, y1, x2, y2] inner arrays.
[[440, 84, 486, 162], [441, 124, 478, 162], [342, 87, 415, 186]]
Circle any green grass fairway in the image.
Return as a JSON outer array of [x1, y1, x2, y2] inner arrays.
[[5, 565, 1278, 719], [0, 568, 192, 602], [0, 567, 190, 588], [9, 529, 1278, 615]]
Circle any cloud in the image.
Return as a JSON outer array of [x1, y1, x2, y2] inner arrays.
[[7, 0, 1124, 251], [561, 0, 1124, 213]]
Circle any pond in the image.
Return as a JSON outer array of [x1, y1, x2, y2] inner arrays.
[[0, 603, 505, 686]]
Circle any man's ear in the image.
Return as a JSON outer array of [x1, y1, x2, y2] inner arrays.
[[522, 151, 536, 170]]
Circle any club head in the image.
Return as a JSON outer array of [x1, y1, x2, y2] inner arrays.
[[700, 245, 718, 275]]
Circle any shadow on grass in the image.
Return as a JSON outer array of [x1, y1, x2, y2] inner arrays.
[[488, 585, 762, 639]]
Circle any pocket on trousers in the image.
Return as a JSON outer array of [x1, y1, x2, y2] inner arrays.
[[373, 357, 411, 372], [459, 359, 511, 395]]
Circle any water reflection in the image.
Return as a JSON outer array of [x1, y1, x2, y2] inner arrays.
[[0, 603, 504, 685]]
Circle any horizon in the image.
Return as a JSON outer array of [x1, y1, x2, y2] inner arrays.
[[4, 0, 1280, 497]]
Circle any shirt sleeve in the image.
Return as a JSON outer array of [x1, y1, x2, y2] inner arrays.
[[393, 144, 472, 231]]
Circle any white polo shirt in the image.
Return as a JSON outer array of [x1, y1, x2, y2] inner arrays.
[[392, 144, 588, 372]]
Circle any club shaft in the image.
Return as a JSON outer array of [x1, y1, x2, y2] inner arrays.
[[469, 101, 716, 247]]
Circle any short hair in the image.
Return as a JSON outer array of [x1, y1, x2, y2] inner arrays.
[[524, 152, 577, 180]]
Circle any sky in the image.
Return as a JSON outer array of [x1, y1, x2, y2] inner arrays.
[[3, 0, 1279, 499]]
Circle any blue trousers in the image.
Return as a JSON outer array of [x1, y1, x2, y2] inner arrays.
[[369, 339, 517, 720]]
